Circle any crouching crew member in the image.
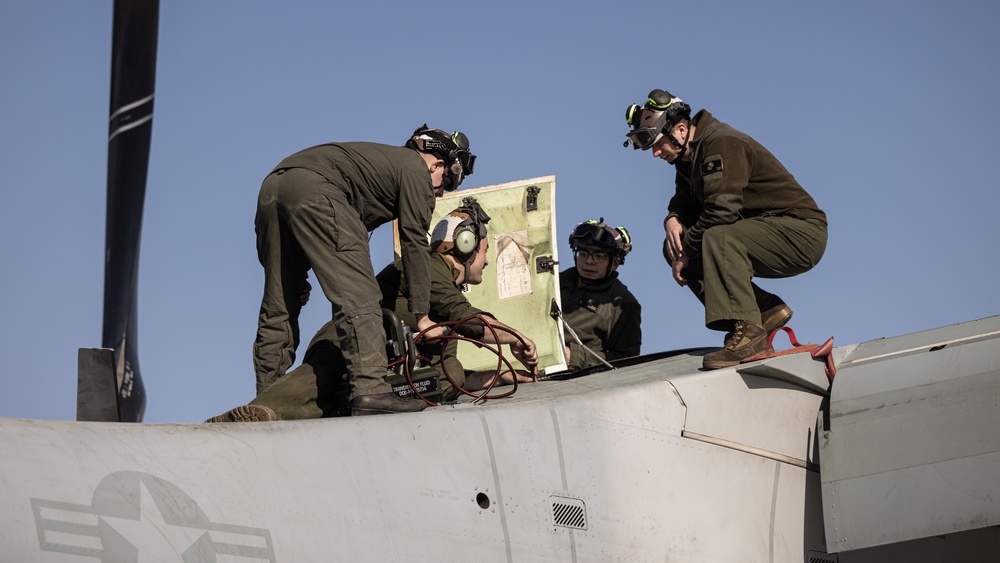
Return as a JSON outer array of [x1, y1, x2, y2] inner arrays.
[[624, 88, 827, 369]]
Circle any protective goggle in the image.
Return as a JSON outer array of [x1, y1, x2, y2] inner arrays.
[[570, 220, 630, 255], [444, 149, 476, 191], [624, 107, 669, 151], [450, 132, 476, 176]]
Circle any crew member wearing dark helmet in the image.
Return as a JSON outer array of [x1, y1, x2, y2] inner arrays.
[[559, 219, 642, 371], [252, 125, 476, 417], [378, 202, 538, 400], [208, 202, 537, 422], [624, 89, 827, 369]]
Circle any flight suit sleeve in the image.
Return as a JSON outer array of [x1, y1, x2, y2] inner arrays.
[[397, 175, 436, 315], [682, 137, 752, 258]]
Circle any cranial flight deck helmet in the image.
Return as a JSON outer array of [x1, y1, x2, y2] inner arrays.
[[569, 218, 632, 264], [623, 89, 692, 151], [406, 124, 476, 190], [431, 198, 491, 266]]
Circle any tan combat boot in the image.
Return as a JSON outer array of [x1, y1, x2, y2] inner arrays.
[[205, 404, 277, 423], [758, 295, 793, 334], [703, 320, 769, 370]]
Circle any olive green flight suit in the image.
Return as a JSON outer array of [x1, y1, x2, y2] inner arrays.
[[253, 142, 435, 398], [665, 111, 828, 331], [252, 253, 490, 419], [378, 253, 490, 401]]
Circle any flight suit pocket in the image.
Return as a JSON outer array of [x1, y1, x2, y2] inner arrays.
[[323, 194, 366, 253]]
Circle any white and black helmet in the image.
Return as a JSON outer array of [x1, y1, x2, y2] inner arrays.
[[431, 199, 491, 265], [406, 124, 476, 190]]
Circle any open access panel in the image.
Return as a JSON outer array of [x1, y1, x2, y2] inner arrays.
[[395, 175, 568, 379]]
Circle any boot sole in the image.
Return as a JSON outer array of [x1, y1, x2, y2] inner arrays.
[[205, 405, 277, 423], [702, 358, 740, 370], [351, 408, 395, 416], [702, 347, 776, 370], [351, 405, 427, 416]]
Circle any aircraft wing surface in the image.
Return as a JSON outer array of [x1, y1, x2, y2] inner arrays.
[[820, 315, 1000, 553]]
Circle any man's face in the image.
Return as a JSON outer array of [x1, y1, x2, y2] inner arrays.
[[575, 245, 617, 281], [464, 238, 490, 285], [651, 122, 687, 164]]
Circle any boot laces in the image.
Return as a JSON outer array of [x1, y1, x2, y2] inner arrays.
[[725, 322, 748, 349]]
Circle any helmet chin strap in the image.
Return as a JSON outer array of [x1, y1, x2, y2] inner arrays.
[[667, 124, 690, 160], [447, 249, 476, 284], [447, 256, 465, 284]]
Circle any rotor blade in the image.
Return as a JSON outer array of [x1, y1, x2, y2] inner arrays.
[[102, 0, 159, 422]]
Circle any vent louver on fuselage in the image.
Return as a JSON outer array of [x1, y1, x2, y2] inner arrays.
[[550, 496, 587, 530]]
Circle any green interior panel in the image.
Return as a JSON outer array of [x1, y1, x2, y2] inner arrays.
[[397, 176, 568, 376]]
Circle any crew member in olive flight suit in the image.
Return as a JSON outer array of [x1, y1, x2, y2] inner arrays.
[[624, 89, 827, 369], [251, 125, 476, 416]]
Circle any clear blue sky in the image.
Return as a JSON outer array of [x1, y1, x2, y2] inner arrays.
[[2, 1, 998, 423]]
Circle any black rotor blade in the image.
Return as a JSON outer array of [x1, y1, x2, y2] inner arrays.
[[103, 0, 159, 422]]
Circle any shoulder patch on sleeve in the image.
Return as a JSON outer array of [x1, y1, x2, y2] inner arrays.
[[700, 156, 723, 176]]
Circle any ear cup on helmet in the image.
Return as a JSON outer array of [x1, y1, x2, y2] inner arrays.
[[454, 227, 478, 256], [625, 103, 641, 126], [451, 217, 481, 265]]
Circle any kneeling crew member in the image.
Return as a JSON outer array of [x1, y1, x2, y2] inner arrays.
[[379, 202, 538, 400], [211, 203, 537, 421]]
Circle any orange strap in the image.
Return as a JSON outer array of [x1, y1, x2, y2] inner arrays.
[[742, 326, 837, 382]]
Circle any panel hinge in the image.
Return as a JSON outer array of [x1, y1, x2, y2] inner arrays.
[[536, 255, 557, 273]]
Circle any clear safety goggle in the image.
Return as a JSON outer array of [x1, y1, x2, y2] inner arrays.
[[625, 110, 669, 150]]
